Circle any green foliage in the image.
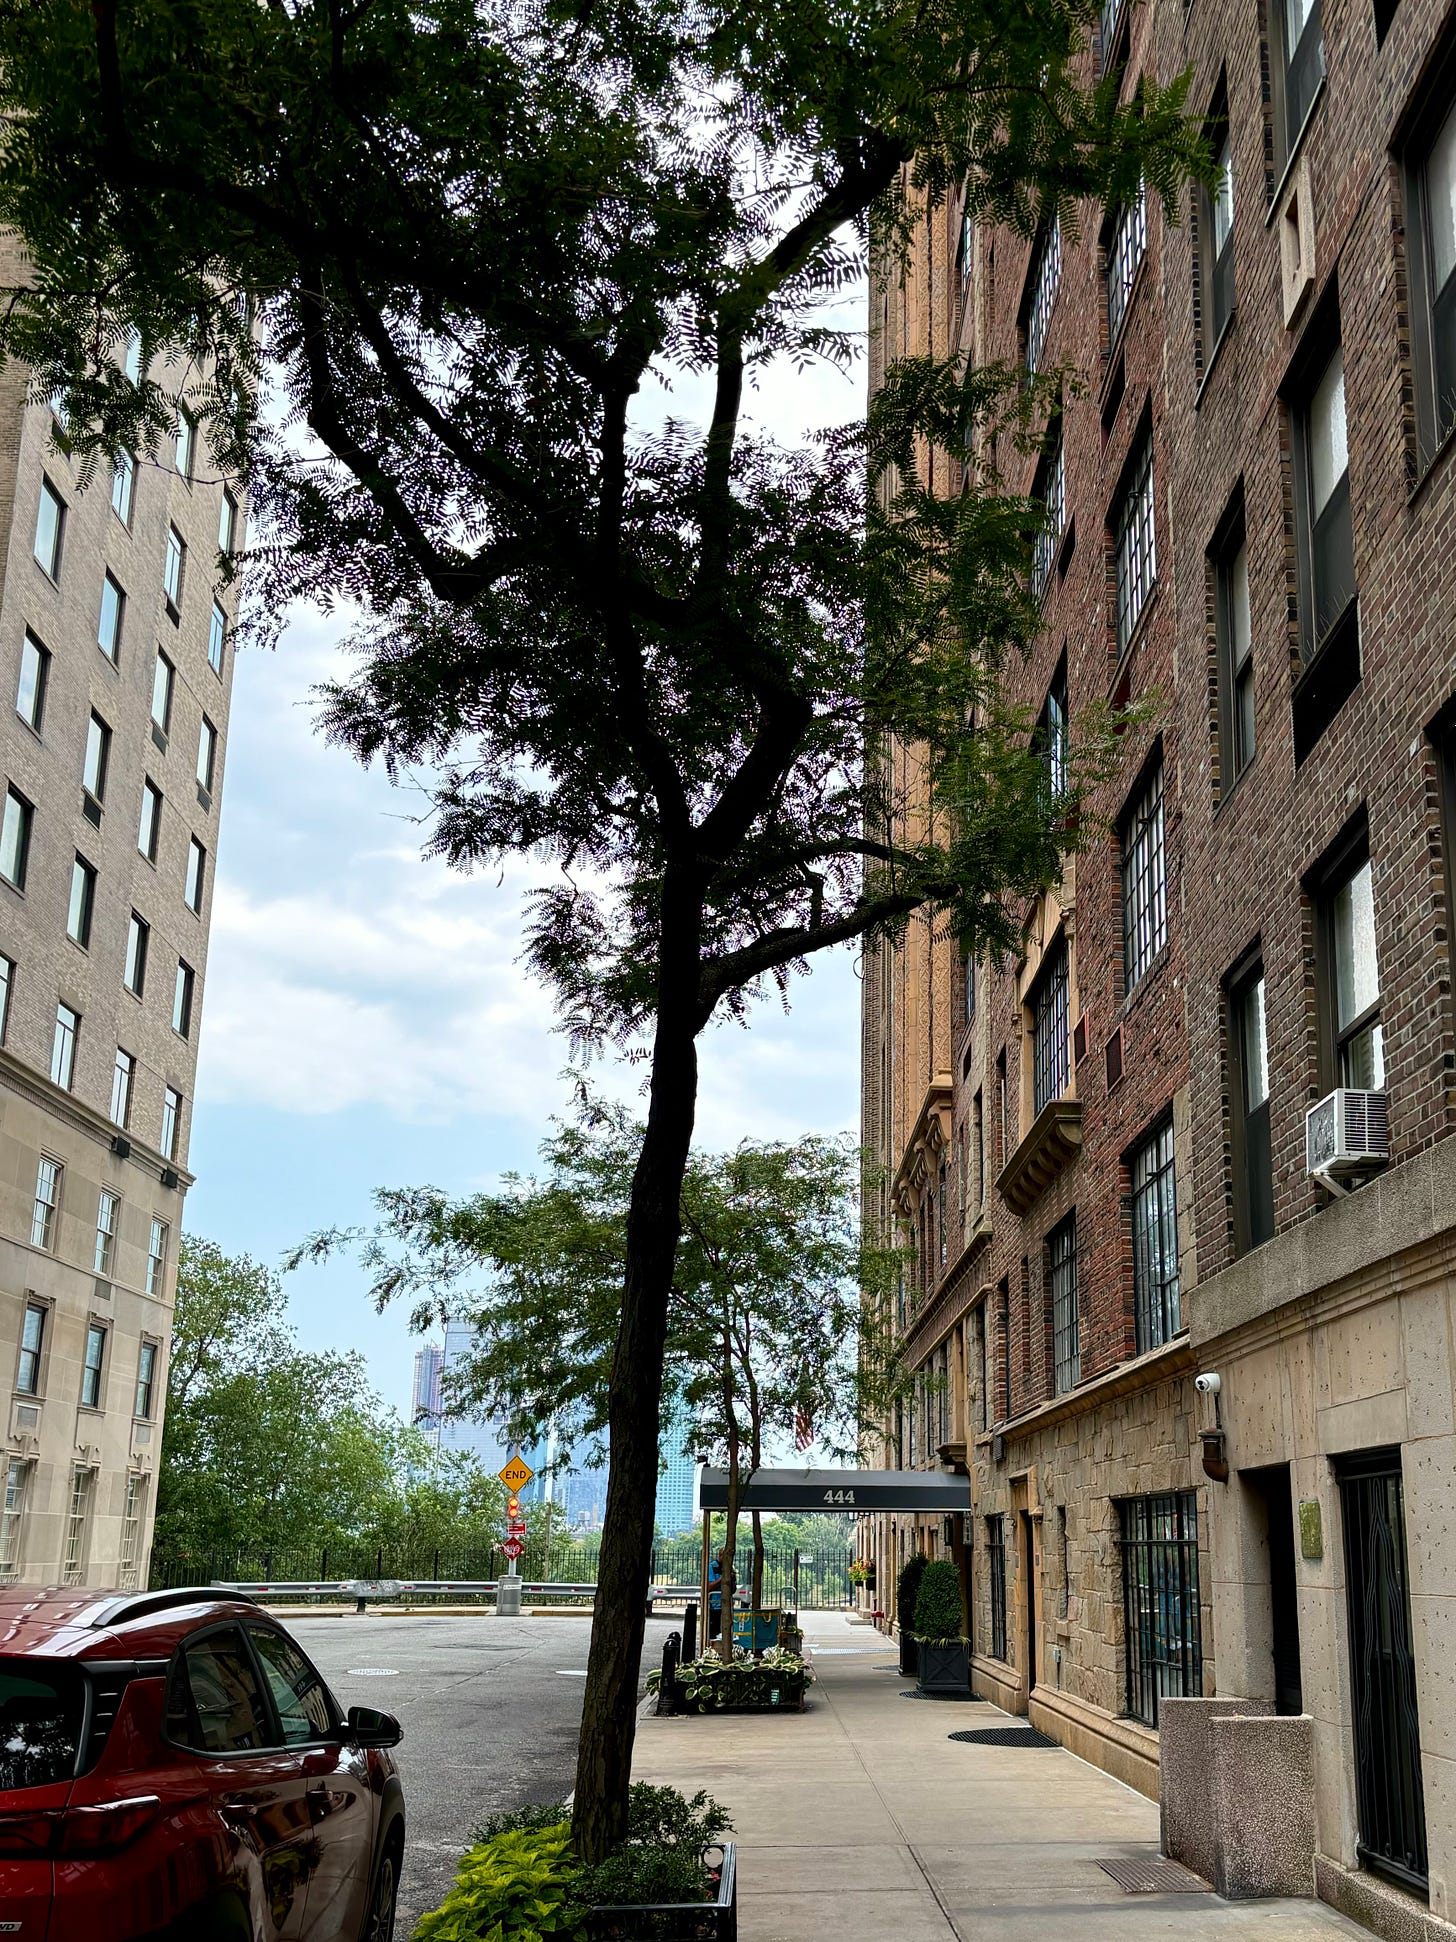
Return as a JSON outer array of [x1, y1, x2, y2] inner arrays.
[[574, 1786, 732, 1908], [897, 1553, 928, 1633], [412, 1824, 582, 1942], [652, 1649, 813, 1711], [911, 1560, 964, 1643]]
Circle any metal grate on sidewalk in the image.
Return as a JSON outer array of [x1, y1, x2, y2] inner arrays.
[[1094, 1856, 1211, 1894], [947, 1726, 1057, 1747]]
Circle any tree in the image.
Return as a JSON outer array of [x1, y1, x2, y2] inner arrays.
[[301, 1100, 906, 1645], [0, 0, 1206, 1851]]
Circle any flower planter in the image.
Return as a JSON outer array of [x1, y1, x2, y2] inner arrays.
[[586, 1840, 737, 1942], [674, 1675, 808, 1714], [898, 1629, 919, 1679], [916, 1638, 970, 1695]]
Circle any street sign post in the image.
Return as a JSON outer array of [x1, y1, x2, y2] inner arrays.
[[498, 1455, 534, 1492], [500, 1536, 525, 1562]]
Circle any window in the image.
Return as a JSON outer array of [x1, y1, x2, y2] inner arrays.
[[977, 1302, 989, 1431], [1038, 661, 1069, 797], [0, 954, 11, 1044], [134, 1342, 158, 1421], [184, 838, 206, 913], [1049, 1213, 1079, 1393], [1105, 183, 1147, 346], [1058, 1505, 1070, 1618], [973, 1091, 985, 1210], [123, 327, 142, 385], [151, 651, 174, 733], [1121, 1491, 1202, 1724], [138, 779, 162, 862], [1031, 434, 1065, 600], [97, 573, 124, 664], [0, 1460, 30, 1582], [1277, 0, 1324, 158], [67, 856, 95, 948], [987, 1517, 1008, 1660], [1325, 850, 1383, 1087], [1131, 1118, 1181, 1351], [111, 450, 135, 524], [219, 491, 238, 555], [249, 1626, 334, 1744], [1217, 527, 1255, 782], [61, 1468, 94, 1586], [50, 1006, 77, 1090], [1294, 343, 1354, 658], [999, 1281, 1011, 1420], [80, 1325, 106, 1409], [167, 1628, 270, 1753], [16, 1305, 45, 1394], [34, 479, 64, 579], [31, 1157, 62, 1249], [1114, 429, 1156, 653], [938, 1160, 948, 1269], [963, 951, 976, 1023], [1, 787, 33, 890], [110, 1048, 135, 1128], [172, 960, 195, 1038], [175, 406, 194, 480], [124, 913, 149, 996], [163, 527, 185, 612], [197, 717, 217, 793], [208, 601, 227, 674], [147, 1218, 169, 1298], [84, 712, 111, 803], [118, 1474, 146, 1590], [1205, 119, 1235, 347], [1231, 963, 1274, 1251], [1032, 936, 1070, 1116], [16, 632, 49, 732], [95, 1189, 120, 1276], [161, 1085, 181, 1161], [1406, 93, 1456, 463], [1023, 218, 1062, 375], [1122, 758, 1167, 992], [1099, 0, 1128, 73]]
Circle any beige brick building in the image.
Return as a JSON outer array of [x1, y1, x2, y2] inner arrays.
[[0, 289, 239, 1588]]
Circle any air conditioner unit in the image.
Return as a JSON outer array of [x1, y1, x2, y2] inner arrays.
[[1306, 1088, 1389, 1180]]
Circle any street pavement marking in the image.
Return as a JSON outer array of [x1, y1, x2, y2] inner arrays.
[[557, 1669, 589, 1676], [345, 1667, 400, 1676]]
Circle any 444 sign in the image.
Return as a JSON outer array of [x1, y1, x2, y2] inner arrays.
[[500, 1536, 525, 1562]]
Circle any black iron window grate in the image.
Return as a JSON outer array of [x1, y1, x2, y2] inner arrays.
[[1115, 431, 1156, 652], [1122, 760, 1166, 992], [1049, 1213, 1079, 1393], [987, 1516, 1007, 1661], [1032, 939, 1070, 1116], [1120, 1491, 1201, 1726], [1131, 1118, 1180, 1352]]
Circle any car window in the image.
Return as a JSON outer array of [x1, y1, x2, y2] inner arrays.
[[0, 1660, 83, 1789], [248, 1626, 334, 1744], [166, 1628, 272, 1754]]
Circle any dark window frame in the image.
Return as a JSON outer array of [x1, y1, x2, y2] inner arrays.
[[1200, 85, 1235, 357], [1121, 751, 1168, 994], [987, 1515, 1008, 1660], [1402, 59, 1456, 467], [1130, 1115, 1181, 1351], [1120, 1490, 1203, 1725], [1048, 1212, 1080, 1393], [1211, 492, 1255, 790], [1312, 823, 1384, 1092], [1227, 950, 1274, 1253], [1031, 934, 1071, 1116]]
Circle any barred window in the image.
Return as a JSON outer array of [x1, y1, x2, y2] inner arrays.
[[1024, 218, 1062, 375], [1031, 436, 1065, 600], [1114, 431, 1156, 652], [1049, 1213, 1080, 1393], [1106, 184, 1147, 346], [987, 1516, 1008, 1659], [1131, 1118, 1181, 1352], [1032, 938, 1070, 1116], [1122, 760, 1167, 992], [1121, 1491, 1202, 1725], [1038, 663, 1069, 797], [61, 1468, 94, 1587], [0, 1459, 30, 1582], [118, 1473, 147, 1591]]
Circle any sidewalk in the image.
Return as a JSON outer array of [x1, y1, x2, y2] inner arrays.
[[632, 1611, 1371, 1941]]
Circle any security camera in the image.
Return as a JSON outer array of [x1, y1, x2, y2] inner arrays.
[[1194, 1372, 1222, 1396]]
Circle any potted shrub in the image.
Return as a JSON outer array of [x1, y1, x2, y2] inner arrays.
[[896, 1553, 927, 1678], [913, 1559, 970, 1695], [648, 1646, 815, 1713]]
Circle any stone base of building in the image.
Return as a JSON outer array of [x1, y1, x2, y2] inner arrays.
[[1314, 1855, 1456, 1942], [1027, 1682, 1162, 1801]]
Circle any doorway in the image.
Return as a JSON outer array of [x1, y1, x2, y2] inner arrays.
[[1021, 1511, 1038, 1695], [1337, 1449, 1428, 1895], [1245, 1465, 1302, 1714]]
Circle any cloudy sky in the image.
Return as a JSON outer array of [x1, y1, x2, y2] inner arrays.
[[184, 313, 868, 1421]]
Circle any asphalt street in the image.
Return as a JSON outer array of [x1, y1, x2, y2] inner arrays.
[[286, 1611, 677, 1933]]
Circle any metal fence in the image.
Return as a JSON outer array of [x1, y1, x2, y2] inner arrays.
[[150, 1542, 856, 1609]]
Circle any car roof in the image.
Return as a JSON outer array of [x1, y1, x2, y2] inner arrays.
[[0, 1586, 265, 1661]]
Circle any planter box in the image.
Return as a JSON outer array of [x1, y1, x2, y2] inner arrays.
[[587, 1840, 737, 1942], [675, 1678, 807, 1714], [898, 1630, 919, 1679], [917, 1639, 970, 1695]]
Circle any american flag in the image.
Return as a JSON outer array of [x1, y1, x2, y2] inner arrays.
[[795, 1409, 813, 1451]]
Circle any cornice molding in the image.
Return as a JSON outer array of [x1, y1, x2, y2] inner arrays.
[[0, 1049, 195, 1191]]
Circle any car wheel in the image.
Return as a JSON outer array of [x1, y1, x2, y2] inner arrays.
[[361, 1839, 400, 1942]]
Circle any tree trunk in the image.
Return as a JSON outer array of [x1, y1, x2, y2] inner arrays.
[[571, 880, 702, 1865]]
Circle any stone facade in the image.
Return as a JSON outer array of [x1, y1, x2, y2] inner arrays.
[[0, 261, 240, 1587]]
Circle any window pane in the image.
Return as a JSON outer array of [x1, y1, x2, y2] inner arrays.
[[1123, 762, 1167, 990], [1309, 349, 1348, 517], [1116, 434, 1157, 650], [1333, 858, 1379, 1029], [138, 781, 161, 861], [1050, 1216, 1079, 1392], [1025, 218, 1062, 374], [185, 839, 205, 912], [1107, 183, 1148, 345], [163, 529, 183, 608], [98, 574, 124, 663], [208, 602, 227, 673], [125, 914, 148, 996], [110, 451, 135, 522], [1241, 976, 1269, 1109], [161, 1086, 180, 1161], [67, 859, 94, 948], [197, 719, 216, 790], [1, 790, 31, 890], [173, 960, 194, 1037], [34, 483, 62, 577], [16, 634, 47, 730], [50, 1008, 77, 1090], [175, 409, 193, 478], [81, 1326, 105, 1408], [0, 1662, 84, 1788], [151, 654, 173, 729], [1213, 137, 1234, 256], [1132, 1120, 1180, 1352], [147, 1219, 168, 1297], [110, 1049, 134, 1128], [1033, 941, 1070, 1115], [84, 714, 109, 799], [248, 1627, 334, 1745], [169, 1631, 270, 1754], [95, 1191, 118, 1275]]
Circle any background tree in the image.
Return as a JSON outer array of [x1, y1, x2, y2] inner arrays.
[[0, 0, 1205, 1850]]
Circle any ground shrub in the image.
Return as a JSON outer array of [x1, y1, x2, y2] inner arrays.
[[911, 1559, 964, 1643], [412, 1823, 580, 1942], [896, 1553, 927, 1633]]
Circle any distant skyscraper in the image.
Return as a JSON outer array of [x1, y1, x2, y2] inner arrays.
[[433, 1320, 514, 1475], [411, 1343, 443, 1434], [654, 1409, 697, 1537]]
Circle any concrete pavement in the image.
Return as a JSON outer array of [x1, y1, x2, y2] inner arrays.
[[632, 1611, 1372, 1941]]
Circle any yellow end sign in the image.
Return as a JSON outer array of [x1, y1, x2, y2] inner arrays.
[[498, 1455, 534, 1491]]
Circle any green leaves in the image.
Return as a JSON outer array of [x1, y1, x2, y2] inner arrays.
[[911, 1559, 964, 1643]]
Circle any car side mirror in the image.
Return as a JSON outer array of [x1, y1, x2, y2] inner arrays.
[[346, 1705, 402, 1749]]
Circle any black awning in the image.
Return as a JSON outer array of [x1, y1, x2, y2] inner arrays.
[[697, 1467, 971, 1513]]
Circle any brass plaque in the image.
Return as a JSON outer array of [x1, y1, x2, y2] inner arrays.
[[1299, 1499, 1323, 1560]]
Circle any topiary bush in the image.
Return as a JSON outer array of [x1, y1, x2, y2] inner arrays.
[[897, 1552, 927, 1634], [912, 1559, 964, 1644]]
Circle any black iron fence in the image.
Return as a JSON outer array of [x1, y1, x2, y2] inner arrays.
[[150, 1542, 856, 1609]]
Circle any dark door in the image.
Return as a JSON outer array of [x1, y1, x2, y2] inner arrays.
[[1252, 1466, 1303, 1715], [1022, 1513, 1037, 1694], [1337, 1450, 1428, 1894]]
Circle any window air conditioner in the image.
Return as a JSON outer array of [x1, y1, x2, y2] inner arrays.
[[1305, 1088, 1389, 1182]]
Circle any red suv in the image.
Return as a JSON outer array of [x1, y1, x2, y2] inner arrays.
[[0, 1585, 405, 1941]]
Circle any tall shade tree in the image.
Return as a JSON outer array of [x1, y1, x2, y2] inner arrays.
[[0, 0, 1206, 1852]]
